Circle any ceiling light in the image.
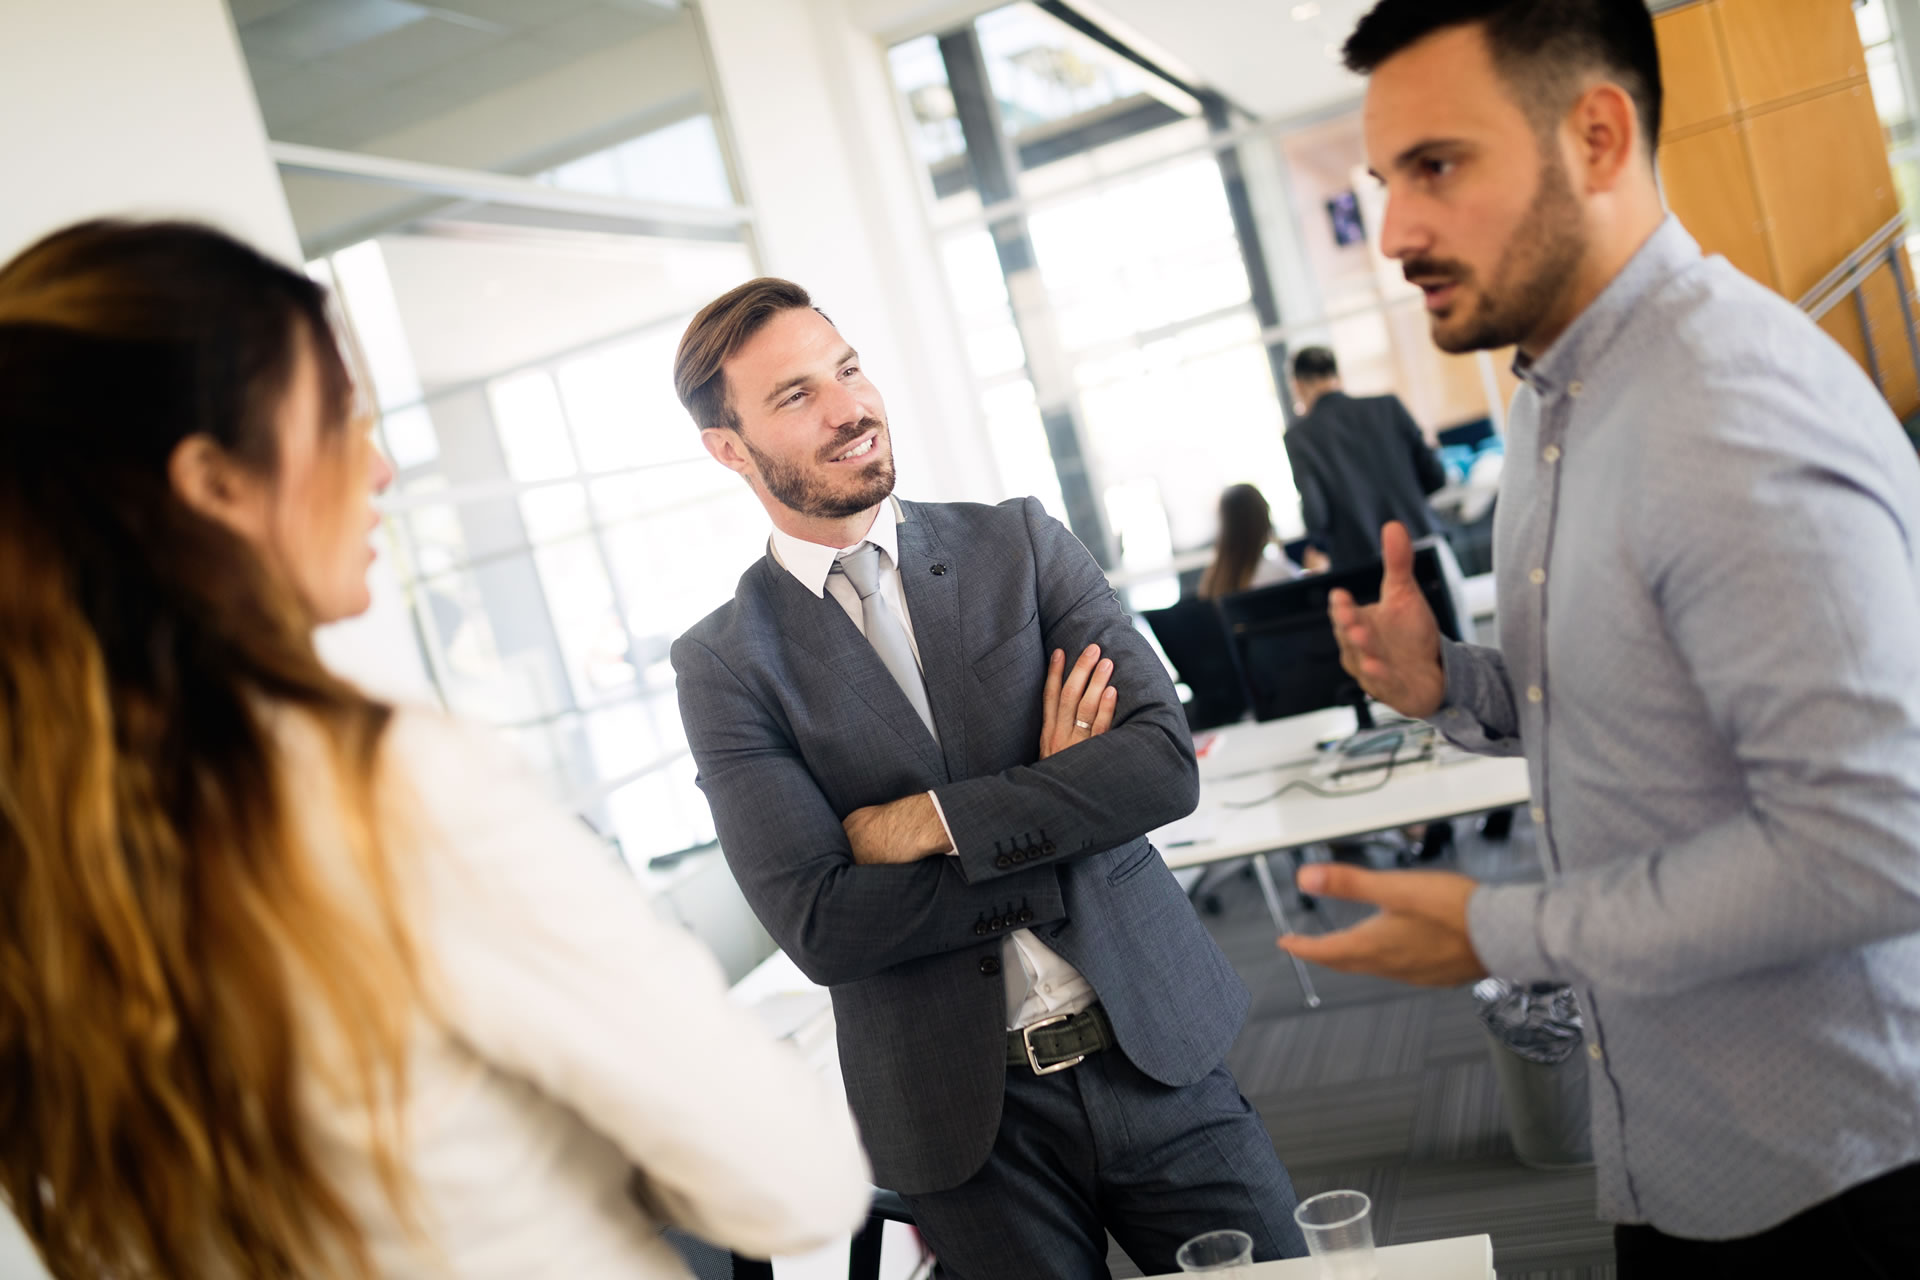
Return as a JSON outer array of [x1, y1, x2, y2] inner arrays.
[[1293, 2, 1321, 19]]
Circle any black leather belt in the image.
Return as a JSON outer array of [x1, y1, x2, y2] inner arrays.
[[1006, 1004, 1115, 1074]]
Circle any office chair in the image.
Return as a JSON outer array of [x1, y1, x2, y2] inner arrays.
[[1140, 597, 1248, 732]]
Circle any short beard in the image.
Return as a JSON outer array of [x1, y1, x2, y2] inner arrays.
[[744, 416, 895, 520], [1411, 145, 1588, 355]]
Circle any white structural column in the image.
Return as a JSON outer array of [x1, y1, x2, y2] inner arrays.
[[0, 0, 300, 262], [699, 0, 1004, 506], [0, 0, 430, 703]]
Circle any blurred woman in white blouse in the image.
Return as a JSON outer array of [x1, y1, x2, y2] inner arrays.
[[0, 220, 870, 1279]]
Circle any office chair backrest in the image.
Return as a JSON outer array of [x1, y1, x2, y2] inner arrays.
[[1218, 542, 1462, 723], [1140, 597, 1248, 732]]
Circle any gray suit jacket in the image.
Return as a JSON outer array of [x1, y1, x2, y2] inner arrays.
[[672, 497, 1248, 1195]]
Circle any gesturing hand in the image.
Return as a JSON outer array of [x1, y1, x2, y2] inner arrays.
[[1039, 644, 1117, 759], [1327, 522, 1447, 718], [1277, 863, 1487, 987]]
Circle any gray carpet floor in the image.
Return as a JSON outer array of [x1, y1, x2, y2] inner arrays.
[[1108, 811, 1618, 1279]]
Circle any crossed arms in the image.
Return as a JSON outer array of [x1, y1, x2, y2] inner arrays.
[[671, 499, 1198, 987]]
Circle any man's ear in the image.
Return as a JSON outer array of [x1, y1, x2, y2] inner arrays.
[[702, 426, 755, 479], [1571, 81, 1638, 193], [169, 434, 267, 537]]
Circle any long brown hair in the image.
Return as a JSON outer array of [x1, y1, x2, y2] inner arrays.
[[0, 221, 418, 1277], [1197, 483, 1275, 600]]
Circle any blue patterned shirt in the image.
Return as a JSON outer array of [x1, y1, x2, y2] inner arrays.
[[1435, 217, 1920, 1238]]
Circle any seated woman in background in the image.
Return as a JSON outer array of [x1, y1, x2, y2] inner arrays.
[[1195, 483, 1301, 600], [0, 221, 871, 1279]]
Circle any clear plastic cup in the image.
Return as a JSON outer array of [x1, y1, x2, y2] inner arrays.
[[1292, 1189, 1376, 1279], [1175, 1228, 1255, 1273]]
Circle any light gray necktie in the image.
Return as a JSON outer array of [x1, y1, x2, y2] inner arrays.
[[834, 542, 937, 739]]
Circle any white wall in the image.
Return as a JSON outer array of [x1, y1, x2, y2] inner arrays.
[[0, 0, 299, 262], [701, 0, 1003, 506], [0, 0, 430, 702]]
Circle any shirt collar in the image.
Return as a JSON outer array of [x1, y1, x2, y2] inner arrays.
[[767, 496, 905, 598], [1512, 215, 1700, 399]]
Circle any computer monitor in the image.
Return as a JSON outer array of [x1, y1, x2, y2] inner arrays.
[[1141, 597, 1248, 732], [1216, 541, 1464, 727]]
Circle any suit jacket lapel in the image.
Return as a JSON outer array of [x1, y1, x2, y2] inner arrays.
[[895, 502, 968, 785], [752, 555, 948, 779]]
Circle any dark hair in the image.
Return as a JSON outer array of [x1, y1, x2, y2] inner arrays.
[[1292, 346, 1339, 382], [1197, 484, 1275, 601], [1343, 0, 1662, 156], [0, 221, 418, 1278], [673, 277, 830, 432]]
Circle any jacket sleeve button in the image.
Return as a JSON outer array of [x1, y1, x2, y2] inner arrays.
[[994, 854, 1013, 869], [974, 922, 988, 936], [1041, 841, 1057, 856], [1017, 908, 1033, 924]]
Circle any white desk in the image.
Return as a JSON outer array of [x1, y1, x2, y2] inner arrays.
[[1157, 713, 1531, 871], [1150, 709, 1530, 1007], [1141, 1233, 1494, 1279]]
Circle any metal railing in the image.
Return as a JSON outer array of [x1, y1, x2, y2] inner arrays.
[[1796, 214, 1920, 403]]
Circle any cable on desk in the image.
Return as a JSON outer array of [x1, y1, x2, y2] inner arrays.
[[1221, 734, 1405, 808]]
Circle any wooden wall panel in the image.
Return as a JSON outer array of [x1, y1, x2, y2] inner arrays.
[[1746, 83, 1898, 298], [1657, 2, 1735, 138], [1717, 0, 1864, 109], [1659, 121, 1777, 289]]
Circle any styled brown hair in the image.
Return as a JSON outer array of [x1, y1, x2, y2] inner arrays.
[[673, 276, 824, 432], [1344, 0, 1662, 159], [0, 220, 420, 1278], [1197, 483, 1276, 601]]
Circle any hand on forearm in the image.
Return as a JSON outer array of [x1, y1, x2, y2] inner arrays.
[[843, 793, 951, 865], [1038, 644, 1117, 759]]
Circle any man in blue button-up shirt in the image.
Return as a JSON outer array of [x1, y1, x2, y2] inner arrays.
[[1280, 1, 1920, 1273]]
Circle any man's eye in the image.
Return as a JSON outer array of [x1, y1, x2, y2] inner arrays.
[[841, 365, 859, 378], [1422, 157, 1454, 179]]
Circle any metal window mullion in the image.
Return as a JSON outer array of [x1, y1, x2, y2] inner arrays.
[[938, 24, 1115, 567]]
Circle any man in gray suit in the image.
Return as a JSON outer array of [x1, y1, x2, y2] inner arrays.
[[669, 278, 1303, 1277]]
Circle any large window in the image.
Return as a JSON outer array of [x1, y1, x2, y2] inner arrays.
[[314, 113, 760, 875], [884, 3, 1517, 603], [889, 4, 1301, 603]]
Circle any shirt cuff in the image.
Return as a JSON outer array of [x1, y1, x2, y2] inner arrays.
[[1427, 638, 1520, 754], [926, 791, 959, 857], [1467, 882, 1561, 982]]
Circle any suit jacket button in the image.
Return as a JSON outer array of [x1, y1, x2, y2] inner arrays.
[[994, 854, 1013, 869], [1041, 841, 1057, 856], [1010, 849, 1027, 864], [979, 956, 1001, 976], [974, 922, 988, 937], [1017, 908, 1033, 924], [990, 916, 1005, 931]]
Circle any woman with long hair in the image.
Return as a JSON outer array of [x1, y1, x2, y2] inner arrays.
[[0, 220, 870, 1278], [1195, 483, 1300, 600]]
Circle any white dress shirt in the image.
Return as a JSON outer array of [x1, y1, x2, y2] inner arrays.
[[277, 708, 872, 1278], [769, 504, 1096, 1031]]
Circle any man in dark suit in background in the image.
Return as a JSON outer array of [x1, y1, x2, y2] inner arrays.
[[1284, 345, 1448, 571], [669, 278, 1303, 1278]]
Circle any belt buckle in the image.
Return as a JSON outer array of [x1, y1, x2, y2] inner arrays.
[[1022, 1012, 1084, 1075]]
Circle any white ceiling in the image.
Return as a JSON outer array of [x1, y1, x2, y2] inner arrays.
[[1081, 0, 1373, 123], [229, 0, 684, 150]]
